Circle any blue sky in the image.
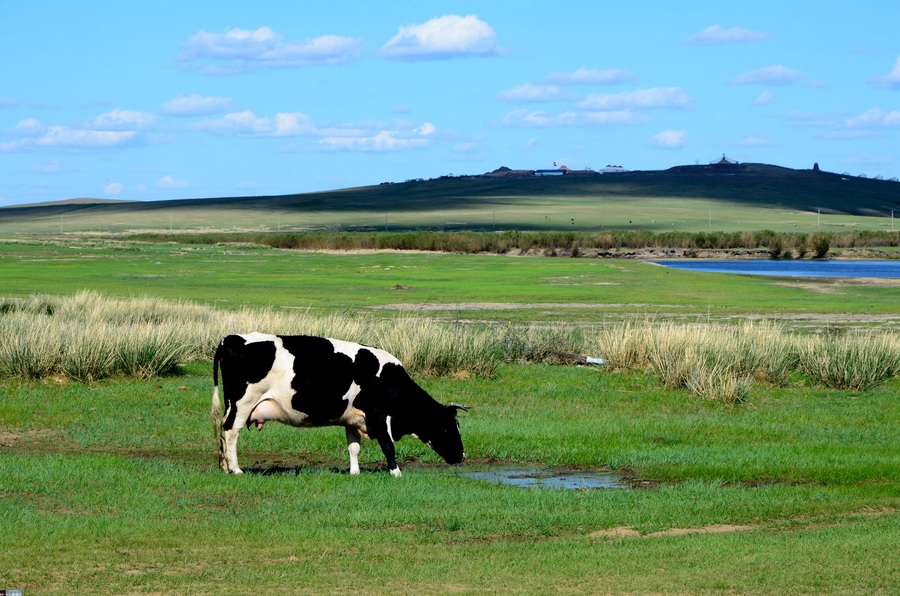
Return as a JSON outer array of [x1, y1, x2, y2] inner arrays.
[[2, 0, 898, 206]]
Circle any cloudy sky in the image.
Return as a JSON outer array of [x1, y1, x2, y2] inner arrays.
[[2, 0, 898, 206]]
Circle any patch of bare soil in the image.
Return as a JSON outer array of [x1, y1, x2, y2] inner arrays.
[[0, 428, 59, 448], [773, 277, 900, 294], [590, 508, 900, 540], [590, 524, 755, 540]]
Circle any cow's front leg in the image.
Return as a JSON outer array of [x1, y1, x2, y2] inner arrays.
[[371, 415, 401, 478], [345, 426, 362, 475]]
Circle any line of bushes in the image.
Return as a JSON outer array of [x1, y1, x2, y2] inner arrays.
[[2, 293, 898, 402], [126, 229, 900, 257]]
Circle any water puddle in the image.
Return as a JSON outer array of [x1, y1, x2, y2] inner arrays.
[[461, 467, 629, 490]]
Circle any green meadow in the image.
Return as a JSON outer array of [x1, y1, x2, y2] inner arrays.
[[1, 239, 899, 327], [0, 206, 900, 594]]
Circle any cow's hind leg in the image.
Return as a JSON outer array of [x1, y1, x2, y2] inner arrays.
[[220, 426, 244, 474], [346, 427, 362, 475], [220, 403, 253, 474]]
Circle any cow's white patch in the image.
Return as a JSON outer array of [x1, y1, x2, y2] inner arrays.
[[386, 415, 395, 444], [240, 331, 277, 345], [327, 337, 401, 375]]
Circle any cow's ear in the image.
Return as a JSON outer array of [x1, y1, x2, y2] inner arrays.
[[447, 403, 470, 413]]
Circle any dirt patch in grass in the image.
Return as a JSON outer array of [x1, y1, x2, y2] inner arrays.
[[0, 428, 60, 448], [590, 508, 900, 540], [773, 277, 900, 294], [590, 524, 756, 540]]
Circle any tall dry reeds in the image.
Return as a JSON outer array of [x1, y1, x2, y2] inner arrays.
[[0, 293, 503, 381], [1, 293, 897, 401], [796, 332, 900, 391], [587, 320, 897, 403]]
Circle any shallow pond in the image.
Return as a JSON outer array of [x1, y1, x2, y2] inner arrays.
[[461, 467, 629, 490]]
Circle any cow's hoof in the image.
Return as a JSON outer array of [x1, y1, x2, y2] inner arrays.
[[390, 468, 402, 478]]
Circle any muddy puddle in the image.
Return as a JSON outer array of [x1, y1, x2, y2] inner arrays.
[[460, 467, 629, 490]]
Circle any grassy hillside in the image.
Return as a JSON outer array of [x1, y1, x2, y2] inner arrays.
[[2, 163, 898, 235]]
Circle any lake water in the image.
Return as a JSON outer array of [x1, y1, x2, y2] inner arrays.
[[652, 259, 900, 278]]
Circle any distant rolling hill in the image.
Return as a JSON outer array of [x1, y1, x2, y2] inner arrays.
[[2, 163, 898, 233]]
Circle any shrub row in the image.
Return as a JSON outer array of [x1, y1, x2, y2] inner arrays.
[[127, 229, 900, 256]]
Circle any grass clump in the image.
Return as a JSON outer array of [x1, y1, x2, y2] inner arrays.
[[797, 332, 900, 391]]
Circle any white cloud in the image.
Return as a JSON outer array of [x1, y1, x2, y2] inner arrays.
[[13, 118, 45, 135], [192, 109, 437, 153], [1, 120, 139, 152], [501, 109, 649, 127], [685, 24, 772, 45], [379, 14, 500, 61], [318, 130, 430, 152], [730, 65, 804, 85], [178, 27, 364, 74], [319, 119, 437, 152], [845, 108, 900, 129], [157, 175, 189, 189], [104, 182, 124, 195], [544, 67, 634, 85], [6, 109, 157, 151], [497, 84, 575, 103], [754, 91, 775, 105], [869, 56, 900, 89], [648, 130, 685, 149], [88, 108, 155, 130], [192, 110, 315, 136], [414, 122, 436, 135], [579, 87, 691, 110], [160, 93, 233, 116], [192, 110, 438, 152]]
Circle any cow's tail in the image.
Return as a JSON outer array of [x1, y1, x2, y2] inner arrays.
[[211, 341, 223, 445]]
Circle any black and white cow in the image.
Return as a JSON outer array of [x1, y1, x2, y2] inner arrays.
[[211, 333, 469, 477]]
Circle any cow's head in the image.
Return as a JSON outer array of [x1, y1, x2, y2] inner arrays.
[[422, 403, 469, 464]]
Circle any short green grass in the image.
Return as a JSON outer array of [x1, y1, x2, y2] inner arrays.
[[1, 365, 898, 593]]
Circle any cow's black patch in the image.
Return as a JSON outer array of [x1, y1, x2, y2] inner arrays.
[[281, 336, 356, 423], [219, 335, 277, 430], [353, 348, 380, 384]]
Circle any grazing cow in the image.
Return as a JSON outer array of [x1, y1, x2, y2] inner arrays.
[[211, 333, 469, 477]]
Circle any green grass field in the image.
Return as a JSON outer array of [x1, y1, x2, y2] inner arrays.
[[1, 239, 899, 329], [1, 230, 899, 592], [2, 363, 898, 593]]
